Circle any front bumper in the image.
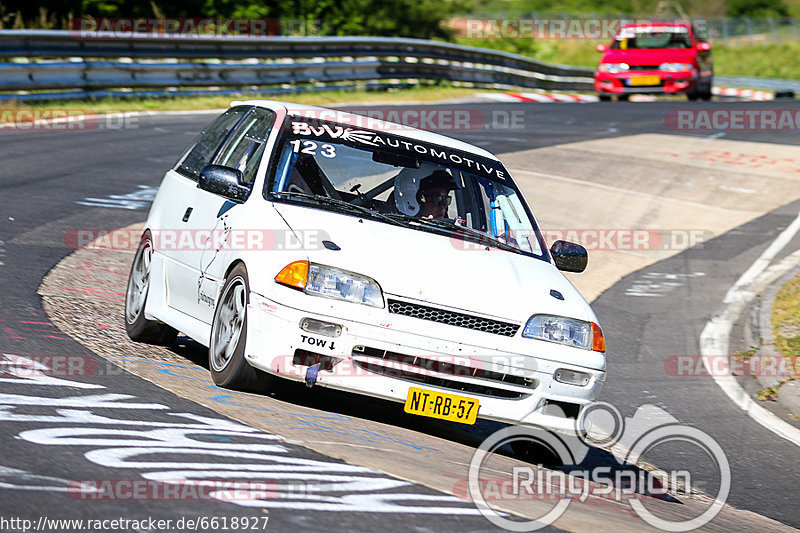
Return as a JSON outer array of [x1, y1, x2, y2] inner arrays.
[[244, 292, 605, 432], [594, 70, 697, 95]]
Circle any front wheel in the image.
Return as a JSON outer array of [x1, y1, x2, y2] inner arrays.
[[124, 232, 177, 345], [209, 264, 261, 390]]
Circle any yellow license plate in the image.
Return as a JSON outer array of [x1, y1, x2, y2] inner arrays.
[[404, 387, 479, 425], [628, 75, 661, 86]]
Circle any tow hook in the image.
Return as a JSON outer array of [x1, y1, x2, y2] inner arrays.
[[305, 363, 320, 388]]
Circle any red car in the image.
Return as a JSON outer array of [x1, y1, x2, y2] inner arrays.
[[594, 23, 713, 101]]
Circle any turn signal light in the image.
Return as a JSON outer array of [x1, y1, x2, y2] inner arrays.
[[592, 322, 606, 352], [275, 260, 309, 289]]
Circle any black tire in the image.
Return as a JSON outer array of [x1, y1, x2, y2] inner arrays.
[[701, 80, 713, 101], [598, 95, 612, 102], [510, 435, 567, 467], [617, 94, 630, 101], [124, 232, 178, 345], [209, 263, 261, 390], [687, 92, 699, 101]]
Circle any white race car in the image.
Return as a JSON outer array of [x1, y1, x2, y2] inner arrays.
[[125, 100, 606, 432]]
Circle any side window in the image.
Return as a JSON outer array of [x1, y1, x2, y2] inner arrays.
[[692, 25, 708, 43], [173, 106, 250, 181], [214, 108, 276, 187]]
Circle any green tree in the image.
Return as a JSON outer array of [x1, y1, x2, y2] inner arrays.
[[726, 0, 790, 18]]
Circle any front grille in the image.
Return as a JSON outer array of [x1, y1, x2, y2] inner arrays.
[[293, 350, 341, 371], [352, 345, 536, 399], [387, 299, 519, 337], [628, 65, 660, 71]]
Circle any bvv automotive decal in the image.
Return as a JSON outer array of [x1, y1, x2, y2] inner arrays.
[[290, 120, 506, 181], [290, 122, 377, 146]]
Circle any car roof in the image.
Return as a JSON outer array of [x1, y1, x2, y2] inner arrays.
[[231, 99, 500, 162]]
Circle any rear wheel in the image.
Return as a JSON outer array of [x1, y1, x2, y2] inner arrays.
[[209, 264, 261, 390], [700, 79, 713, 101], [598, 95, 612, 102], [617, 94, 630, 101], [124, 232, 177, 345]]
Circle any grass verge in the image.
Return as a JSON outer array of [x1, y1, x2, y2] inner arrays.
[[769, 270, 800, 392], [0, 85, 491, 121]]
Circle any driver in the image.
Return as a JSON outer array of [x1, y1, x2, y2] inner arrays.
[[417, 170, 458, 219]]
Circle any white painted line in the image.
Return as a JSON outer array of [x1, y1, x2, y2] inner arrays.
[[509, 168, 758, 214], [700, 209, 800, 447], [719, 185, 756, 194], [723, 213, 800, 304]]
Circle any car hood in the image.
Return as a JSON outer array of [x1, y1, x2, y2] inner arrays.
[[601, 48, 696, 66], [273, 203, 595, 324]]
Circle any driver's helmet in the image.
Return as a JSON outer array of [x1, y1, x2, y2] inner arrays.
[[393, 163, 438, 216], [394, 165, 458, 216], [416, 170, 459, 205]]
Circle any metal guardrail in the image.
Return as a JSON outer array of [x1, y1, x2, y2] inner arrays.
[[0, 30, 595, 97]]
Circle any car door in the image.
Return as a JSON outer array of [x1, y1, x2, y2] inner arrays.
[[186, 107, 277, 324], [161, 105, 251, 316]]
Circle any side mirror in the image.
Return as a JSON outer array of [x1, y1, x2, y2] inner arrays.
[[596, 43, 608, 53], [696, 42, 711, 51], [198, 164, 250, 202], [550, 240, 588, 273]]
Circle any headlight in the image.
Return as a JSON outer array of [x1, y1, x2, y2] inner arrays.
[[598, 63, 629, 74], [522, 314, 605, 352], [275, 260, 384, 308], [659, 63, 692, 72]]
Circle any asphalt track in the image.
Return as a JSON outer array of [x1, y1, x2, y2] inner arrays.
[[1, 99, 800, 531]]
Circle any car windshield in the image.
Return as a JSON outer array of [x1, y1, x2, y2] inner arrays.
[[266, 116, 546, 258], [612, 27, 691, 49]]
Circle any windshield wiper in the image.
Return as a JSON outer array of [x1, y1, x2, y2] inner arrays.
[[385, 214, 521, 253], [270, 191, 413, 228]]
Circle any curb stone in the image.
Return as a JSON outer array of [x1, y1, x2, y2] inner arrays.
[[756, 264, 800, 415]]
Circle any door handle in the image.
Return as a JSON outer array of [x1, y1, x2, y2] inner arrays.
[[182, 207, 193, 222]]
